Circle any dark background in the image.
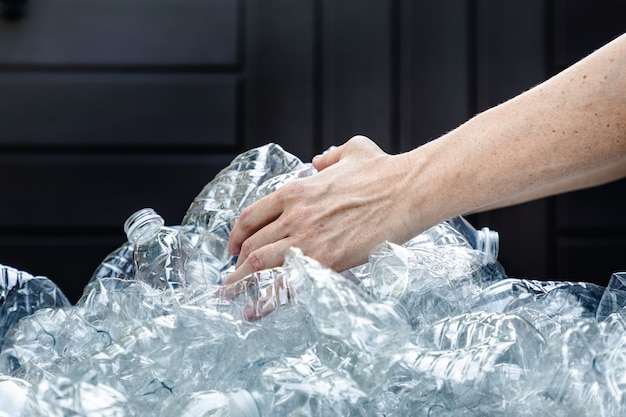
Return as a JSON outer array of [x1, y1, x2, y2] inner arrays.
[[0, 0, 624, 303]]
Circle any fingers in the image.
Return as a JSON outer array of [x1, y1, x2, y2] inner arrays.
[[227, 192, 282, 256], [228, 180, 312, 279], [234, 206, 293, 269], [223, 239, 290, 286]]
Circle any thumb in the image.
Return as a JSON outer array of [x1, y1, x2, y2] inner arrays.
[[312, 145, 341, 171], [312, 135, 379, 171]]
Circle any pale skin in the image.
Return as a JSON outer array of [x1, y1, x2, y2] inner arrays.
[[224, 33, 626, 286]]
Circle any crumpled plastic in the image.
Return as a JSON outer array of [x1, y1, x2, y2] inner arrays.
[[0, 143, 625, 417]]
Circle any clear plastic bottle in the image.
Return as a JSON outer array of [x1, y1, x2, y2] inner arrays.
[[124, 208, 183, 290], [360, 236, 506, 331], [124, 208, 221, 291], [471, 277, 605, 339], [396, 310, 546, 413], [239, 164, 318, 210], [0, 263, 71, 348]]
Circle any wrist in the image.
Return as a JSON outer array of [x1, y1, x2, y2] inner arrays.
[[400, 137, 472, 236]]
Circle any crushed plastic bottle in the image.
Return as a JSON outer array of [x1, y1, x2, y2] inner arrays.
[[181, 143, 304, 229], [0, 264, 71, 350], [245, 350, 367, 417], [362, 311, 546, 416], [471, 278, 605, 339], [238, 164, 318, 211], [348, 216, 504, 301], [518, 317, 626, 417], [283, 248, 412, 393], [82, 241, 136, 296], [21, 362, 132, 417], [180, 143, 305, 282], [361, 238, 505, 331], [597, 272, 626, 321]]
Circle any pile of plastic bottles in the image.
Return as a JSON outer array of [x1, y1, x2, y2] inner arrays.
[[1, 144, 625, 416]]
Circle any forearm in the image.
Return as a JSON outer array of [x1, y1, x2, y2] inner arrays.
[[469, 161, 626, 213], [403, 33, 626, 230]]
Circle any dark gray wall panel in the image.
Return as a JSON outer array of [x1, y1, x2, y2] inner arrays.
[[321, 0, 393, 152], [554, 0, 626, 70], [0, 73, 239, 147], [555, 179, 626, 230], [0, 235, 129, 303], [556, 238, 626, 286], [245, 0, 316, 160], [475, 0, 548, 110], [0, 0, 240, 66], [399, 0, 471, 151], [0, 154, 235, 228]]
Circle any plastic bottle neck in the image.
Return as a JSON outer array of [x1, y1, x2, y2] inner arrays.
[[124, 208, 165, 245], [476, 227, 499, 260]]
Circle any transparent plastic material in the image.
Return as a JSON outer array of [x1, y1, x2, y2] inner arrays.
[[84, 241, 135, 291], [597, 272, 626, 321], [0, 264, 71, 349], [445, 216, 499, 260], [161, 389, 260, 417], [2, 143, 626, 416], [125, 208, 186, 289], [181, 143, 304, 229], [124, 208, 222, 291], [0, 376, 30, 417], [353, 227, 506, 331], [179, 143, 310, 284]]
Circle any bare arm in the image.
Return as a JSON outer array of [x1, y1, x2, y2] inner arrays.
[[225, 33, 626, 285], [403, 33, 626, 226]]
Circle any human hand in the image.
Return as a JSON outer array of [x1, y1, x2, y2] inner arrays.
[[224, 135, 419, 286]]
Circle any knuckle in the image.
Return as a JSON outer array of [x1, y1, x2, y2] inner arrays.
[[281, 179, 306, 197], [283, 204, 312, 228], [246, 251, 266, 273], [236, 209, 254, 232], [239, 238, 255, 258], [348, 135, 371, 146], [350, 134, 368, 142]]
